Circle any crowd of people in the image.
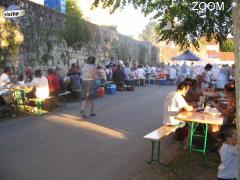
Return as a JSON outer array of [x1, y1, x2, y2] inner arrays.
[[0, 57, 238, 179]]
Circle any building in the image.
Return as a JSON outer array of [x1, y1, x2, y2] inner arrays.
[[44, 0, 66, 14]]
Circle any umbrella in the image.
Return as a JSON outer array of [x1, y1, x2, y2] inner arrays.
[[172, 50, 201, 61]]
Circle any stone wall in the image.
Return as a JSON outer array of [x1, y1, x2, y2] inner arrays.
[[0, 0, 159, 72]]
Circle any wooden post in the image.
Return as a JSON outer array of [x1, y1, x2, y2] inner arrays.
[[232, 1, 240, 179]]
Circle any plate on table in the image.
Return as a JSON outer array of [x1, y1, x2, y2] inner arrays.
[[204, 106, 222, 116]]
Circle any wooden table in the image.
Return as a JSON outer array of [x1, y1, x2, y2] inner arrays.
[[10, 86, 33, 110], [176, 111, 223, 157]]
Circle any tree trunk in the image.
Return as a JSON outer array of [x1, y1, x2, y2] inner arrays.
[[232, 1, 240, 179]]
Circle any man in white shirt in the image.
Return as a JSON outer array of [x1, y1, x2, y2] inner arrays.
[[0, 67, 12, 88], [30, 70, 49, 99], [163, 82, 193, 126], [136, 65, 146, 79], [136, 65, 146, 86]]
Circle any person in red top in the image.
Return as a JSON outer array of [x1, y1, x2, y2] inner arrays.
[[47, 69, 60, 97]]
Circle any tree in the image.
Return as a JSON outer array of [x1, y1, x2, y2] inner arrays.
[[60, 0, 90, 49], [232, 2, 240, 179], [221, 39, 234, 52], [140, 21, 158, 44], [0, 7, 23, 67], [92, 0, 232, 50]]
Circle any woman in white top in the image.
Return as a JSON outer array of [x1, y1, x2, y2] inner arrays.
[[201, 64, 213, 90], [80, 56, 97, 118]]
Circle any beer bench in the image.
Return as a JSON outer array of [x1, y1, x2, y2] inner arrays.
[[143, 125, 178, 163], [58, 91, 71, 107]]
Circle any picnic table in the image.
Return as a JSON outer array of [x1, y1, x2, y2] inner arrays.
[[175, 111, 223, 158], [158, 72, 169, 80], [10, 85, 33, 110]]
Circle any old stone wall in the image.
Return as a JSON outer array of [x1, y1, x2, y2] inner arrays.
[[0, 0, 159, 73]]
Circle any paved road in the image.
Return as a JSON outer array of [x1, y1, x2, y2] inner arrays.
[[0, 85, 175, 180]]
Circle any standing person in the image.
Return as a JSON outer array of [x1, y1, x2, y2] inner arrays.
[[67, 63, 81, 98], [124, 63, 131, 85], [136, 65, 146, 86], [80, 56, 97, 118], [169, 65, 177, 85], [217, 65, 229, 89], [181, 61, 187, 78], [217, 124, 238, 180], [105, 65, 112, 81], [201, 63, 213, 89], [189, 62, 194, 78], [56, 65, 66, 92]]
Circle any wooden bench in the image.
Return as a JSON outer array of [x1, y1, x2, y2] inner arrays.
[[29, 96, 54, 115], [58, 91, 71, 107], [143, 125, 178, 163]]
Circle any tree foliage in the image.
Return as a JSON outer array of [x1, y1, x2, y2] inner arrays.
[[221, 39, 234, 52], [92, 0, 232, 50], [140, 21, 158, 44], [0, 7, 24, 67], [60, 0, 90, 49], [138, 44, 147, 64]]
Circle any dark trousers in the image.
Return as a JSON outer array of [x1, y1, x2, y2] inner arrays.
[[218, 178, 236, 180]]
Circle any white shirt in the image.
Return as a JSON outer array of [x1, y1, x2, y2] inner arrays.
[[170, 67, 177, 79], [0, 73, 10, 87], [30, 76, 49, 99], [218, 143, 238, 179], [163, 91, 188, 125], [136, 68, 146, 79], [82, 64, 96, 80]]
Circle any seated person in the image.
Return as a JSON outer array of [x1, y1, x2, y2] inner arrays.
[[16, 74, 25, 86], [0, 67, 12, 88], [97, 65, 107, 84], [67, 63, 81, 91], [217, 124, 238, 180], [213, 82, 236, 123], [184, 79, 203, 105], [135, 65, 146, 86], [29, 70, 49, 99], [112, 65, 125, 90], [47, 69, 60, 97], [163, 82, 193, 148]]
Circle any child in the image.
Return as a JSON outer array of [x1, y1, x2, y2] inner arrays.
[[218, 124, 238, 180]]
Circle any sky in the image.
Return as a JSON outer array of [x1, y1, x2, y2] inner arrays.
[[29, 0, 150, 37], [79, 1, 150, 37]]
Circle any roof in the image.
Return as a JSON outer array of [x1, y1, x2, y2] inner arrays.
[[207, 50, 234, 61], [172, 50, 201, 61]]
